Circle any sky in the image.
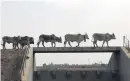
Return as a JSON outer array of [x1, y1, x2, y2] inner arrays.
[[1, 0, 130, 66]]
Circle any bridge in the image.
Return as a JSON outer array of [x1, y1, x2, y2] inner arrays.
[[18, 46, 130, 81], [33, 47, 121, 53]]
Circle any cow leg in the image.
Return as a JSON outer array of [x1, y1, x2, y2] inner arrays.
[[14, 43, 19, 50], [51, 42, 56, 47], [93, 40, 97, 47], [54, 42, 56, 47], [20, 43, 23, 49], [27, 41, 30, 48], [42, 41, 45, 47], [51, 42, 53, 47], [4, 42, 6, 49], [14, 43, 16, 49], [94, 40, 98, 47], [68, 41, 72, 47], [102, 41, 105, 47], [13, 42, 18, 49], [93, 42, 95, 47], [22, 44, 24, 49], [13, 43, 16, 49], [94, 41, 98, 47], [17, 43, 19, 49], [37, 40, 41, 47], [96, 43, 98, 47], [16, 45, 18, 49], [27, 44, 30, 48], [13, 43, 15, 49], [106, 41, 109, 47], [76, 42, 80, 47], [3, 42, 6, 49], [21, 44, 23, 49], [64, 41, 67, 47]]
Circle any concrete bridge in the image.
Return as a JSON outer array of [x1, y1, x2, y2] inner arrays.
[[19, 47, 130, 81]]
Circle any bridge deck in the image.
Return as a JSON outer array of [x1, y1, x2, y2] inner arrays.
[[33, 47, 121, 53]]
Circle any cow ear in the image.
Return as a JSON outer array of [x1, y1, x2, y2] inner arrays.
[[113, 33, 115, 36]]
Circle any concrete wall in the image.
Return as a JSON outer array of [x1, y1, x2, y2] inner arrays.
[[34, 70, 118, 81], [33, 47, 130, 81], [34, 53, 120, 81], [1, 49, 25, 81], [21, 48, 34, 81], [108, 52, 119, 70], [99, 47, 130, 81], [119, 48, 130, 81]]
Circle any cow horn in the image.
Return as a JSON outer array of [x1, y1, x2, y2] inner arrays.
[[112, 33, 115, 36]]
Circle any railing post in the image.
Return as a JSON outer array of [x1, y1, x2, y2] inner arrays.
[[123, 36, 125, 47], [128, 40, 129, 49], [123, 36, 130, 52]]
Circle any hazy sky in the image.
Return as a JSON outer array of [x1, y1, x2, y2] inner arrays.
[[1, 0, 130, 66]]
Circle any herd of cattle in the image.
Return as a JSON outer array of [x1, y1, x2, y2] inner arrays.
[[1, 33, 116, 49]]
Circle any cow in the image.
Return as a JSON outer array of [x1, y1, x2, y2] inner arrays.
[[1, 36, 20, 49], [92, 33, 116, 47], [12, 36, 21, 49], [64, 33, 89, 47], [37, 34, 62, 47], [18, 36, 34, 49]]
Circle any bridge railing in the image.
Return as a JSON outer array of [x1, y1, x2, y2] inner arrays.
[[123, 36, 130, 52]]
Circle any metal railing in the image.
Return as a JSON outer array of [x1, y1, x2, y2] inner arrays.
[[123, 36, 130, 52]]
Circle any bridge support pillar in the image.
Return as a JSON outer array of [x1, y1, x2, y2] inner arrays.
[[21, 48, 34, 81]]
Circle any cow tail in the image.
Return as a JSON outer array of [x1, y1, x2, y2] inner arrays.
[[1, 38, 3, 45], [37, 39, 40, 45], [64, 35, 67, 41], [65, 35, 67, 41], [64, 35, 67, 45], [37, 36, 42, 46]]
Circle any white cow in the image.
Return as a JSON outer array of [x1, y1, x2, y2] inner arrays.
[[64, 33, 89, 47], [92, 33, 116, 47]]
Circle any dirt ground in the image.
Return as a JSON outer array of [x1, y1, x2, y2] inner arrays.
[[1, 49, 25, 81]]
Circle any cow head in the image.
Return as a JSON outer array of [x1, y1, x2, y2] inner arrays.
[[112, 33, 116, 39], [58, 37, 62, 43], [17, 35, 21, 40], [29, 37, 34, 44], [84, 33, 89, 42], [60, 37, 62, 43]]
